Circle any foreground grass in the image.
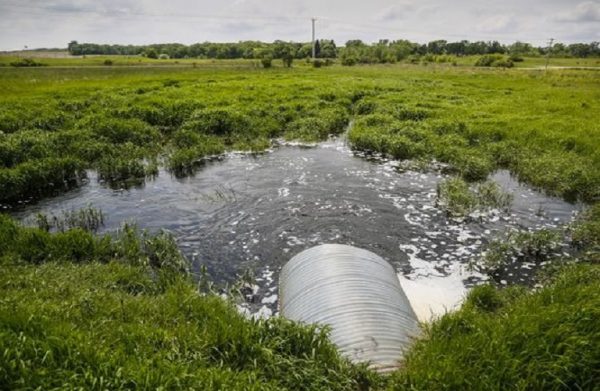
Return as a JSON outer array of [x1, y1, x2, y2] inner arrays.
[[0, 262, 380, 390], [0, 214, 377, 390], [389, 263, 600, 390], [1, 213, 599, 389]]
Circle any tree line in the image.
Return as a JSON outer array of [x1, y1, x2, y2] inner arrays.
[[67, 39, 600, 61]]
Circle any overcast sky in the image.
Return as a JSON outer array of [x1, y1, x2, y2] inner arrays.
[[0, 0, 598, 50]]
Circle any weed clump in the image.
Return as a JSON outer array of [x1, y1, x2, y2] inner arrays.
[[96, 156, 158, 187], [436, 177, 513, 217], [0, 157, 85, 204], [34, 205, 105, 233], [480, 229, 563, 276], [571, 203, 600, 254], [184, 108, 250, 137]]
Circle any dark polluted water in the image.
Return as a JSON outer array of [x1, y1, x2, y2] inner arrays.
[[11, 138, 579, 321]]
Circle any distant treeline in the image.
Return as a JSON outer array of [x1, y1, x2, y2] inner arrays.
[[67, 39, 600, 61]]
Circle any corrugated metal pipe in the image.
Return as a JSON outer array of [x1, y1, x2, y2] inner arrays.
[[279, 244, 419, 373]]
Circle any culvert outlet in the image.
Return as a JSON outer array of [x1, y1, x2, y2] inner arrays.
[[279, 244, 419, 373]]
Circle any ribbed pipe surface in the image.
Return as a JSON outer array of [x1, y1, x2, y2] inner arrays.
[[279, 244, 419, 372]]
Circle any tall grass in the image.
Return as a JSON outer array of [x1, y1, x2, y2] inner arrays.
[[1, 64, 598, 204], [0, 213, 380, 390], [387, 263, 600, 390]]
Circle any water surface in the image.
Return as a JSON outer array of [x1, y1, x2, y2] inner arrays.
[[12, 138, 578, 320]]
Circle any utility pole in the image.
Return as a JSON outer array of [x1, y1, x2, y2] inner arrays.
[[311, 18, 317, 60], [545, 38, 554, 71]]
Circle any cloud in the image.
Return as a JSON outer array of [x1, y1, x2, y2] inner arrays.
[[0, 0, 598, 51], [476, 14, 518, 33], [35, 0, 143, 17], [555, 1, 600, 22], [376, 1, 418, 21]]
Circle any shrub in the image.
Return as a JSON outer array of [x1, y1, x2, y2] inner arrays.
[[9, 58, 46, 67], [103, 59, 113, 66], [475, 55, 514, 68], [341, 54, 358, 66], [260, 56, 272, 68], [509, 54, 524, 62]]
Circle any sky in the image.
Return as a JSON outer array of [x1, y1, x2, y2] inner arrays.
[[0, 0, 598, 51]]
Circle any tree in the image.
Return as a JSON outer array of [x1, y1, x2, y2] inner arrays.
[[319, 40, 337, 58], [427, 40, 447, 55], [254, 48, 273, 68], [145, 48, 158, 59], [297, 43, 313, 58], [67, 41, 79, 55], [314, 40, 321, 58], [345, 40, 365, 48], [281, 45, 295, 67]]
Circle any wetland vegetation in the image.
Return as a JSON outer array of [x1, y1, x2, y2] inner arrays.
[[1, 56, 599, 389]]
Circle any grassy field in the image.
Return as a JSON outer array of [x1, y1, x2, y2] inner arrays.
[[1, 53, 599, 68], [1, 60, 599, 389]]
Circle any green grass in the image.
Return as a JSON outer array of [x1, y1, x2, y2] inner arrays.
[[436, 177, 513, 217], [0, 214, 380, 389], [388, 263, 600, 390], [1, 213, 598, 389], [0, 261, 378, 390], [1, 63, 598, 204], [1, 59, 599, 389]]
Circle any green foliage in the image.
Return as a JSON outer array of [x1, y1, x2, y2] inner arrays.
[[261, 56, 273, 68], [184, 108, 250, 137], [96, 156, 158, 187], [475, 54, 514, 68], [0, 214, 379, 390], [34, 205, 105, 233], [284, 107, 349, 142], [0, 157, 85, 203], [388, 263, 600, 390], [481, 229, 563, 274], [436, 177, 512, 217], [145, 48, 158, 59], [0, 213, 188, 272], [0, 61, 598, 207], [571, 203, 600, 252], [9, 58, 46, 67]]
